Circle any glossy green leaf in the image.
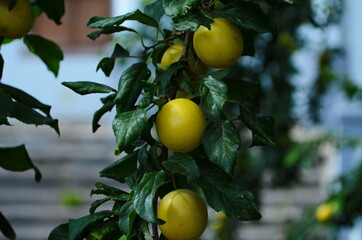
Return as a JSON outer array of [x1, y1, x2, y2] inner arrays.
[[158, 62, 184, 96], [0, 83, 52, 117], [0, 211, 16, 240], [115, 63, 151, 113], [200, 75, 228, 119], [238, 102, 276, 146], [163, 0, 201, 18], [90, 194, 128, 215], [35, 0, 65, 25], [196, 160, 261, 221], [173, 10, 212, 31], [162, 153, 200, 179], [111, 44, 130, 58], [133, 171, 168, 223], [0, 144, 42, 182], [92, 94, 115, 133], [216, 1, 277, 40], [88, 26, 136, 40], [202, 121, 240, 175], [100, 152, 138, 183], [139, 81, 157, 109], [119, 201, 137, 239], [48, 223, 68, 240], [113, 109, 148, 152], [87, 9, 158, 29], [23, 34, 63, 76], [62, 81, 116, 95], [91, 182, 129, 197], [68, 211, 112, 240], [144, 0, 165, 23], [96, 57, 115, 77]]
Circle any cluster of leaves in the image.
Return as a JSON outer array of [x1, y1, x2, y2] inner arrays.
[[49, 0, 289, 239], [0, 0, 65, 239]]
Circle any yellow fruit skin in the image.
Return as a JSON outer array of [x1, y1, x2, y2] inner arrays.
[[156, 98, 206, 153], [160, 42, 207, 74], [157, 189, 208, 240], [315, 203, 334, 223], [193, 18, 244, 68], [0, 0, 35, 39]]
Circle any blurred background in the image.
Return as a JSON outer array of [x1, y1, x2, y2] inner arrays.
[[1, 0, 362, 239]]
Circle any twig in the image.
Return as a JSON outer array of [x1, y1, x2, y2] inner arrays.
[[143, 33, 182, 55], [152, 190, 160, 240]]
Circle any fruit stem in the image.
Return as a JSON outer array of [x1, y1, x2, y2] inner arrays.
[[152, 190, 160, 240], [182, 31, 193, 58]]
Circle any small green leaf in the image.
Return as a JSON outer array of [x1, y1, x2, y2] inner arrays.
[[87, 221, 122, 240], [176, 70, 196, 94], [133, 171, 168, 223], [200, 75, 228, 119], [62, 81, 116, 95], [144, 0, 165, 23], [196, 160, 261, 221], [111, 44, 130, 58], [96, 57, 115, 77], [173, 10, 212, 31], [88, 26, 136, 40], [119, 201, 137, 239], [157, 62, 184, 96], [92, 94, 115, 133], [35, 0, 65, 25], [113, 109, 148, 152], [100, 152, 138, 183], [48, 223, 69, 240], [202, 121, 240, 175], [139, 81, 157, 109], [216, 1, 277, 40], [68, 211, 112, 240], [250, 115, 276, 146], [23, 34, 63, 76], [0, 211, 16, 240], [0, 144, 42, 182], [91, 182, 128, 197], [88, 9, 158, 29], [90, 195, 128, 214], [162, 153, 200, 179], [238, 102, 276, 146], [115, 63, 151, 113], [163, 0, 201, 18]]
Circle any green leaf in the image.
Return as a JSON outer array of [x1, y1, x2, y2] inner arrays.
[[92, 94, 116, 133], [89, 194, 128, 215], [215, 1, 277, 40], [88, 26, 136, 41], [115, 63, 151, 113], [35, 0, 65, 25], [196, 160, 261, 221], [133, 171, 168, 223], [0, 211, 16, 240], [157, 62, 184, 96], [200, 75, 228, 119], [112, 109, 148, 152], [62, 81, 116, 95], [119, 201, 137, 239], [0, 92, 59, 134], [238, 102, 276, 146], [139, 81, 157, 109], [0, 145, 42, 182], [68, 211, 112, 240], [144, 0, 165, 23], [48, 223, 68, 240], [203, 121, 240, 175], [176, 70, 196, 94], [251, 115, 276, 146], [0, 83, 52, 117], [23, 34, 63, 76], [87, 221, 122, 240], [91, 182, 128, 197], [87, 9, 158, 29], [173, 10, 212, 31], [96, 57, 115, 77], [100, 152, 138, 183], [111, 44, 130, 58], [162, 153, 200, 179], [226, 78, 259, 104], [163, 0, 201, 18], [0, 54, 3, 80]]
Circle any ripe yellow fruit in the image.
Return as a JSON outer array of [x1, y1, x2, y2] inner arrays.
[[160, 42, 207, 74], [0, 0, 35, 39], [156, 98, 206, 153], [315, 203, 334, 223], [157, 189, 208, 240], [193, 18, 244, 68]]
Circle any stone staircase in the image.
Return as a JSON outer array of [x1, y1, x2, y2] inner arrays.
[[0, 122, 326, 240]]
